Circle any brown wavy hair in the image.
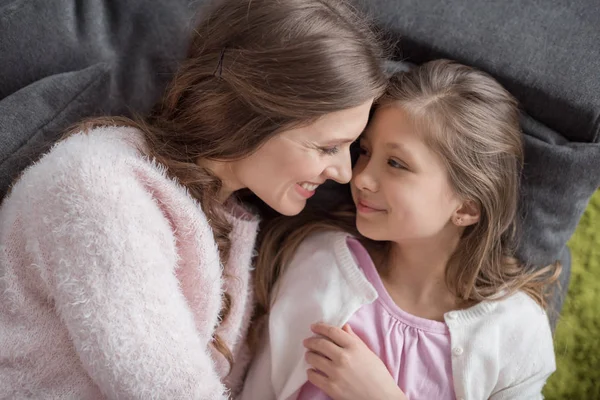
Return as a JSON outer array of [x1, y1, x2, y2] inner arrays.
[[252, 60, 561, 346], [65, 0, 387, 371]]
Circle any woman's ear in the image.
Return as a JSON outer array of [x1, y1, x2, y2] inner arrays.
[[452, 200, 480, 227]]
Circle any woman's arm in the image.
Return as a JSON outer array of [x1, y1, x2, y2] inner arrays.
[[37, 160, 227, 399]]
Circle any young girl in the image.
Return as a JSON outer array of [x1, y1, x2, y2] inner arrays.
[[242, 60, 560, 400]]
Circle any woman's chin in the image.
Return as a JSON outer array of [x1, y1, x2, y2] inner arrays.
[[268, 197, 306, 216]]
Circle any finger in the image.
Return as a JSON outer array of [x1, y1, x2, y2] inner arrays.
[[342, 324, 364, 342], [303, 336, 343, 361], [307, 368, 335, 395], [342, 323, 355, 335], [305, 351, 334, 376], [311, 323, 354, 348]]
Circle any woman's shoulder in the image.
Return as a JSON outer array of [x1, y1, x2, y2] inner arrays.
[[42, 125, 145, 173], [2, 125, 192, 228], [8, 126, 153, 202]]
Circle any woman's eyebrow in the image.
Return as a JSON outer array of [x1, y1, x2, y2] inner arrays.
[[318, 137, 357, 146]]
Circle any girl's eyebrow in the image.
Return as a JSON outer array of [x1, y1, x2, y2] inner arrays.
[[385, 141, 410, 154], [385, 141, 419, 165]]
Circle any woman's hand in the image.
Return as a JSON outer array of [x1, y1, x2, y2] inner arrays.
[[303, 323, 408, 400]]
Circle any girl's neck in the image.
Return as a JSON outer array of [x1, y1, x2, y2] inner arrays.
[[372, 228, 466, 321]]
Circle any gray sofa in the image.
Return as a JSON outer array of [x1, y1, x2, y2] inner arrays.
[[1, 0, 599, 324]]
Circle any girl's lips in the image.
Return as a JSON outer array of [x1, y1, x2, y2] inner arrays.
[[356, 200, 385, 213]]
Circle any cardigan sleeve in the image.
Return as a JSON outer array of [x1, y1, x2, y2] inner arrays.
[[489, 314, 556, 400], [264, 232, 377, 400], [32, 153, 228, 399]]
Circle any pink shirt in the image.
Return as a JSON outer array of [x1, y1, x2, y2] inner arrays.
[[297, 238, 456, 400]]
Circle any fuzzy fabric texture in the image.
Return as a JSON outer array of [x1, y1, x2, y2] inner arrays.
[[0, 126, 260, 399]]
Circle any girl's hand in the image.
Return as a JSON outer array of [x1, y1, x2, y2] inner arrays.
[[303, 323, 408, 400]]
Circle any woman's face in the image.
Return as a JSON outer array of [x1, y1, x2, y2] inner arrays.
[[232, 99, 374, 215]]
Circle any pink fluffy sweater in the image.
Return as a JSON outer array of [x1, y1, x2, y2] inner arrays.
[[0, 127, 260, 399]]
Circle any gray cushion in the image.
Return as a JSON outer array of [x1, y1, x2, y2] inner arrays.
[[0, 63, 111, 199], [0, 0, 195, 115], [519, 114, 600, 266], [355, 0, 600, 143], [518, 114, 599, 321], [0, 0, 196, 199]]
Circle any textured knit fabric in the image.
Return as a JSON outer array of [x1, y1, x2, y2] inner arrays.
[[240, 231, 556, 400], [0, 126, 259, 399], [297, 237, 455, 400]]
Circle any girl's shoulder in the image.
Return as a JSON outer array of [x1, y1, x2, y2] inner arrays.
[[284, 230, 377, 299], [451, 290, 554, 367], [492, 291, 550, 330], [296, 230, 352, 256], [452, 290, 548, 327], [449, 291, 555, 392], [448, 291, 552, 349], [292, 230, 363, 275]]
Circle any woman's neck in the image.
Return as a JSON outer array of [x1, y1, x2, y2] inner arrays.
[[196, 158, 243, 203]]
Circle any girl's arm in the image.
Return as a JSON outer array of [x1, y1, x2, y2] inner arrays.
[[304, 323, 407, 400], [240, 232, 378, 400], [489, 323, 555, 400]]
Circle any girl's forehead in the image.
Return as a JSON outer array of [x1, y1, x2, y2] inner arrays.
[[363, 107, 421, 141]]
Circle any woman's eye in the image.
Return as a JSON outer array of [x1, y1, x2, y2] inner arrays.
[[319, 146, 339, 155], [388, 158, 407, 169]]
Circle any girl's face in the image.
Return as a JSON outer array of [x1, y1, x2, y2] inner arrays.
[[233, 99, 374, 216], [351, 105, 466, 244]]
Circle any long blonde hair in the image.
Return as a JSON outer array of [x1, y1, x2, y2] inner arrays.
[[252, 60, 561, 345]]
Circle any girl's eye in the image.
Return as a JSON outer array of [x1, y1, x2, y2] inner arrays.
[[358, 146, 370, 157], [319, 146, 340, 155], [388, 158, 407, 169]]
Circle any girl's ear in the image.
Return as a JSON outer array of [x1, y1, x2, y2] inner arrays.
[[452, 200, 480, 227]]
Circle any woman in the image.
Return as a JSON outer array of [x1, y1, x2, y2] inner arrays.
[[0, 0, 387, 398]]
